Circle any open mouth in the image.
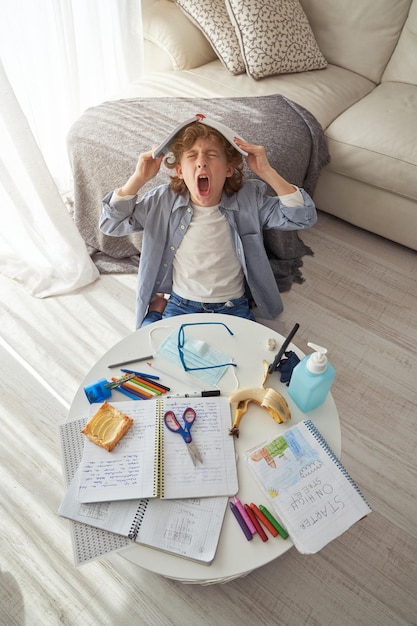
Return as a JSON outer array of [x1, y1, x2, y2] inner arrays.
[[197, 175, 210, 195]]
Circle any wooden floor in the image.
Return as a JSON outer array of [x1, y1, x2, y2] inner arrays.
[[1, 211, 416, 626]]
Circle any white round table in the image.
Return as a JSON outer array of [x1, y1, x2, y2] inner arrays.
[[70, 314, 340, 583]]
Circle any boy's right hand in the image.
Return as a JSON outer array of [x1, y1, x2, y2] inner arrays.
[[117, 149, 163, 196], [134, 149, 164, 183]]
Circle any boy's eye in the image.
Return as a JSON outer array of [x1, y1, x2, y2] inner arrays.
[[184, 151, 220, 159]]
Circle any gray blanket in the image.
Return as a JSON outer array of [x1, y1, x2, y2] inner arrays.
[[67, 95, 329, 291]]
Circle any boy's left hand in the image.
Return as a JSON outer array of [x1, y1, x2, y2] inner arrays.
[[233, 138, 271, 178], [233, 137, 296, 196]]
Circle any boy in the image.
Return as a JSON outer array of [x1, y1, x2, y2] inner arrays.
[[100, 117, 317, 328]]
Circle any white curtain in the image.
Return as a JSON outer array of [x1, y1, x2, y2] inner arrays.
[[0, 0, 143, 297]]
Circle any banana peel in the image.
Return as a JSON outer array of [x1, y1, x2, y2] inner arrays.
[[229, 360, 291, 437]]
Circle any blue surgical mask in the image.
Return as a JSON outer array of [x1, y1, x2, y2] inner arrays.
[[156, 329, 234, 386]]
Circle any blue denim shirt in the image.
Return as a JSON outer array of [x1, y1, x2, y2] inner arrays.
[[100, 179, 317, 328]]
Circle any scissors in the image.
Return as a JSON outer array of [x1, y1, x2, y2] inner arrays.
[[163, 407, 203, 465]]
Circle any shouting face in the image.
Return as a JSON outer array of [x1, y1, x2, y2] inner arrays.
[[175, 138, 234, 207]]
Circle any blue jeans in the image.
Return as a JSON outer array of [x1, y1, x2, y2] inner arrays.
[[141, 292, 255, 327]]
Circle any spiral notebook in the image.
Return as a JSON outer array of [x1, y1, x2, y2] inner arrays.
[[246, 420, 371, 554], [78, 397, 238, 503], [58, 468, 228, 565], [152, 113, 248, 158]]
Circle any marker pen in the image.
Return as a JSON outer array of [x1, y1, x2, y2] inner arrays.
[[165, 390, 221, 398]]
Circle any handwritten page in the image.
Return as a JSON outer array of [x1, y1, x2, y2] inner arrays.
[[78, 402, 158, 503], [136, 496, 228, 563], [60, 465, 144, 535], [246, 420, 371, 554], [161, 396, 238, 499], [77, 397, 238, 503], [59, 466, 228, 564]]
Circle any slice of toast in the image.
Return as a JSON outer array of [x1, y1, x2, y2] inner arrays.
[[81, 401, 133, 451]]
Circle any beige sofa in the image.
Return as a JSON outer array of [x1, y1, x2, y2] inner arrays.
[[121, 0, 417, 251]]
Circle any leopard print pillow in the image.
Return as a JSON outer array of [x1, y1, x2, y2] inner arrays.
[[226, 0, 327, 80]]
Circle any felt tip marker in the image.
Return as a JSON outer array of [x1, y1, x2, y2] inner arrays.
[[166, 390, 221, 398], [229, 502, 252, 541], [116, 386, 142, 401]]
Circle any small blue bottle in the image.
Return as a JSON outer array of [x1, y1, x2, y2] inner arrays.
[[288, 342, 336, 412]]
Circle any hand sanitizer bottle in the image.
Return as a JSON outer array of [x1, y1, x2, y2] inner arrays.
[[288, 342, 336, 412]]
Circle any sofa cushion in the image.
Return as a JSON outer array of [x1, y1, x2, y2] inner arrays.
[[143, 0, 217, 71], [175, 0, 245, 75], [382, 0, 417, 85], [300, 0, 412, 83], [121, 61, 375, 131], [324, 82, 417, 200], [300, 0, 411, 83], [225, 0, 327, 80]]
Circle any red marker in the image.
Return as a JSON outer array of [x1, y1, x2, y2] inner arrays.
[[244, 504, 268, 542]]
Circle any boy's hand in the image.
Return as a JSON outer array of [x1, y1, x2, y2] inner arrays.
[[233, 138, 270, 177], [134, 149, 163, 183], [234, 138, 296, 196], [117, 149, 163, 196]]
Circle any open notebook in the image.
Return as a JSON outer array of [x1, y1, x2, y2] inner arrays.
[[246, 420, 371, 554], [152, 113, 248, 158], [59, 466, 228, 565], [78, 397, 238, 503], [58, 396, 236, 565]]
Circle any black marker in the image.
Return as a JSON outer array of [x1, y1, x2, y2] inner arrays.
[[268, 323, 300, 374], [165, 390, 221, 398]]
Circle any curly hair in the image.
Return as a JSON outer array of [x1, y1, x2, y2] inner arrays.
[[163, 122, 244, 196]]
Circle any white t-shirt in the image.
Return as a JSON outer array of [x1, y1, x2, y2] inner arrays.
[[111, 187, 304, 303], [173, 203, 244, 302], [172, 187, 304, 303]]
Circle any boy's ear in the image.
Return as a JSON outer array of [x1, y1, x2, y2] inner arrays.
[[175, 164, 184, 179], [226, 164, 234, 178]]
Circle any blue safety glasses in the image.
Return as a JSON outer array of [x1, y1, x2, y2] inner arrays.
[[177, 322, 237, 371]]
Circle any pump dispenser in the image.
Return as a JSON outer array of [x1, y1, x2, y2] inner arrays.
[[288, 342, 336, 412]]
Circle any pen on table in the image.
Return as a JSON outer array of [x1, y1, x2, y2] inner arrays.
[[229, 502, 253, 541], [104, 373, 136, 388], [130, 376, 171, 393], [108, 355, 154, 369], [120, 368, 160, 380], [166, 390, 221, 398], [112, 377, 149, 400], [121, 380, 154, 398], [116, 385, 142, 401], [233, 496, 256, 534], [259, 504, 289, 539], [129, 377, 165, 395], [250, 503, 278, 538], [268, 322, 300, 374], [244, 503, 268, 542]]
